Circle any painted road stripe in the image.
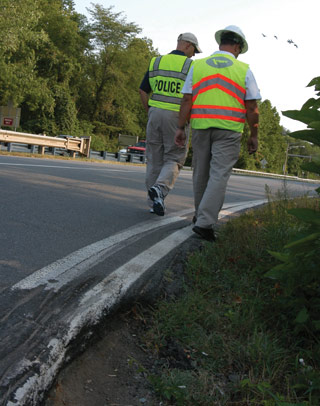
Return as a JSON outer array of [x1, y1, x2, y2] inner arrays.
[[71, 199, 268, 324], [0, 162, 142, 172], [11, 209, 192, 291], [11, 200, 267, 293]]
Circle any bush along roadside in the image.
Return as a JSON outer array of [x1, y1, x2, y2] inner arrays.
[[138, 194, 319, 406]]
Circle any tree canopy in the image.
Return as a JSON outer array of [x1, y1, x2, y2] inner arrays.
[[0, 1, 317, 173], [0, 1, 157, 149]]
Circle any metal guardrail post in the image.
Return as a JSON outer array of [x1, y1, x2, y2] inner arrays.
[[103, 151, 107, 160], [117, 153, 121, 162], [31, 145, 36, 153], [0, 129, 91, 157], [7, 143, 12, 152]]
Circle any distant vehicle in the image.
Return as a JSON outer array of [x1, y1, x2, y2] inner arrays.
[[126, 140, 146, 162]]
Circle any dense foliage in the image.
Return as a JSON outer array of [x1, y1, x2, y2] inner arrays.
[[0, 0, 156, 150]]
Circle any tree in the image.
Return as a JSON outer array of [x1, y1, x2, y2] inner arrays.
[[237, 100, 286, 173], [77, 5, 156, 140], [0, 0, 51, 109]]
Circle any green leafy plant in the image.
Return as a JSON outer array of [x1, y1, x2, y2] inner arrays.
[[264, 77, 320, 404], [266, 77, 320, 335]]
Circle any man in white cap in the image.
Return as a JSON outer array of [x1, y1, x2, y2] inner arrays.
[[175, 25, 261, 241], [139, 33, 202, 216]]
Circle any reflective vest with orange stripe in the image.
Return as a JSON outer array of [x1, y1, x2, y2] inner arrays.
[[191, 53, 248, 132]]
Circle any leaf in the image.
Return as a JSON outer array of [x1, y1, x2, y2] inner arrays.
[[308, 121, 320, 131], [285, 232, 320, 248], [268, 250, 290, 262], [295, 307, 309, 323], [265, 267, 286, 280], [307, 76, 320, 91], [287, 208, 320, 225], [289, 129, 320, 146], [301, 98, 320, 110], [313, 320, 320, 330], [282, 109, 320, 125]]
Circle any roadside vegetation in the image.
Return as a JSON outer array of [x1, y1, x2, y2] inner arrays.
[[133, 78, 320, 405], [137, 191, 319, 406]]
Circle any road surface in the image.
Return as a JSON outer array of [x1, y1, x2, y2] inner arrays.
[[0, 155, 318, 405]]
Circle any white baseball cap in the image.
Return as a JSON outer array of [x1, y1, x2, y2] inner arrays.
[[178, 32, 202, 53]]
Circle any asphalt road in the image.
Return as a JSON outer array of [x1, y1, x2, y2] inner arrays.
[[1, 155, 316, 289], [0, 154, 318, 405]]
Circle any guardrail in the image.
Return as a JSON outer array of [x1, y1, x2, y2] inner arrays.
[[231, 167, 320, 183], [91, 150, 146, 163], [0, 129, 91, 157]]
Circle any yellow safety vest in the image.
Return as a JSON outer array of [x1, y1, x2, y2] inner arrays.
[[149, 54, 193, 112], [191, 53, 249, 132]]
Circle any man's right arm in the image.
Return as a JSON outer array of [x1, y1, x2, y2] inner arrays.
[[139, 89, 149, 113], [175, 93, 193, 147], [245, 99, 259, 154], [139, 71, 151, 113]]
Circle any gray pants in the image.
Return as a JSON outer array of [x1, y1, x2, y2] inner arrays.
[[192, 128, 241, 228], [145, 107, 188, 202]]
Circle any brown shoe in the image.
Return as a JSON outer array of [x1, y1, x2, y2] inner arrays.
[[192, 226, 215, 242]]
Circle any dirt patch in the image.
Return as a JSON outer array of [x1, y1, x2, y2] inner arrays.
[[44, 238, 204, 406], [45, 311, 160, 406]]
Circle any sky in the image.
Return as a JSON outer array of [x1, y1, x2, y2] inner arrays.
[[73, 0, 320, 132]]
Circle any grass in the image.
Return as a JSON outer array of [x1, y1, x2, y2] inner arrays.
[[139, 193, 320, 406]]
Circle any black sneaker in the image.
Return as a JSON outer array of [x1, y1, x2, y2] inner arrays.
[[148, 185, 163, 201], [192, 226, 215, 242], [148, 185, 165, 216], [153, 197, 165, 216]]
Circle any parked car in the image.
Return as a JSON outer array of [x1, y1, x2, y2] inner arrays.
[[126, 140, 146, 162]]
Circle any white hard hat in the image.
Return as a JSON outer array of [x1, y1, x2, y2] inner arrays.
[[215, 25, 248, 54]]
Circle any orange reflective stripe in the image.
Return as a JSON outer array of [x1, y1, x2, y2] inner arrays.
[[192, 84, 245, 106], [193, 73, 245, 93], [191, 114, 246, 123], [192, 105, 246, 113], [191, 105, 246, 123], [192, 73, 246, 106]]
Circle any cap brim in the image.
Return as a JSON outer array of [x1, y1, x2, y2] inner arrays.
[[194, 45, 202, 53]]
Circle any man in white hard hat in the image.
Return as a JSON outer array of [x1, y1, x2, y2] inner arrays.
[[175, 25, 261, 241], [139, 33, 202, 216]]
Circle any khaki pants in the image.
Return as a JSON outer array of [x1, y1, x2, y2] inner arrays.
[[192, 128, 241, 228], [145, 107, 188, 201]]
